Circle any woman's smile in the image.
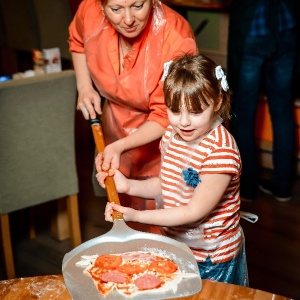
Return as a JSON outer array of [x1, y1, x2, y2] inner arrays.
[[123, 25, 138, 33]]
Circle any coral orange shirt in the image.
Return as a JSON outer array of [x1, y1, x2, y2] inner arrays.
[[69, 0, 198, 178]]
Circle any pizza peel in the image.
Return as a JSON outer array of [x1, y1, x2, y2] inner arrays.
[[62, 118, 201, 299]]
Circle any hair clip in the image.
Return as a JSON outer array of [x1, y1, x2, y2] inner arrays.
[[215, 66, 229, 92]]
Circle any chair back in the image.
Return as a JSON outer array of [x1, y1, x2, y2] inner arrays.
[[0, 70, 78, 214]]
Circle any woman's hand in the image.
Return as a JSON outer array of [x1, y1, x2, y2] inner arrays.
[[71, 52, 101, 120], [104, 202, 137, 222], [77, 86, 101, 120]]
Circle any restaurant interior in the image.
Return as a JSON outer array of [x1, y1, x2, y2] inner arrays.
[[0, 0, 300, 299]]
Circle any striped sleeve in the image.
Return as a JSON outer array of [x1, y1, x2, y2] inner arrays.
[[201, 126, 241, 176]]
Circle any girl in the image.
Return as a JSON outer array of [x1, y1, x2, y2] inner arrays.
[[96, 54, 248, 286]]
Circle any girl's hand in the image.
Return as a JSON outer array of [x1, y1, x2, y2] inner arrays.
[[104, 203, 137, 222], [101, 140, 125, 172], [95, 169, 109, 188], [104, 202, 115, 222], [77, 86, 101, 120], [96, 154, 130, 193]]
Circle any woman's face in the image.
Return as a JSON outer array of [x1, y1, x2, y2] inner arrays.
[[102, 0, 153, 39]]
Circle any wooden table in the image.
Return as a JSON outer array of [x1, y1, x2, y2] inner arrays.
[[0, 275, 292, 300]]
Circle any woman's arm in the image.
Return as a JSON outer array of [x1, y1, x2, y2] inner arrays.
[[72, 52, 101, 119], [105, 173, 232, 226]]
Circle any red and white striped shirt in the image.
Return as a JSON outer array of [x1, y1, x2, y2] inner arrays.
[[159, 122, 242, 263]]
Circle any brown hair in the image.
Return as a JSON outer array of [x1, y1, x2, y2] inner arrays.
[[163, 53, 231, 123]]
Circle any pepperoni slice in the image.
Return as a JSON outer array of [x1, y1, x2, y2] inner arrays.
[[149, 259, 178, 274], [118, 262, 148, 275], [95, 254, 122, 270], [134, 274, 162, 290], [101, 270, 127, 283]]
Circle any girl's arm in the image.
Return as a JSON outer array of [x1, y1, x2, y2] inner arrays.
[[126, 176, 162, 200], [105, 173, 232, 226], [96, 167, 162, 199], [100, 121, 165, 172], [72, 52, 101, 120]]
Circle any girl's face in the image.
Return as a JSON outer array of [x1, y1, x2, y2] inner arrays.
[[167, 96, 218, 142], [102, 0, 153, 39]]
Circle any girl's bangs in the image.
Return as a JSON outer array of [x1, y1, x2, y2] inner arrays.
[[165, 76, 209, 113]]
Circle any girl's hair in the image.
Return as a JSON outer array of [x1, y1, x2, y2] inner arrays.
[[163, 53, 231, 122]]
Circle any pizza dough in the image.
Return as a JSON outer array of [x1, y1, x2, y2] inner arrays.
[[76, 251, 198, 298]]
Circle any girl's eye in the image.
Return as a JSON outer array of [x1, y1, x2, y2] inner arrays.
[[190, 111, 202, 115], [167, 107, 180, 115]]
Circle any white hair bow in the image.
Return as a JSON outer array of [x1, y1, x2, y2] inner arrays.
[[215, 66, 229, 91], [161, 60, 173, 82]]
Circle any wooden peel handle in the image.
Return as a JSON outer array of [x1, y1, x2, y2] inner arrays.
[[90, 118, 123, 220]]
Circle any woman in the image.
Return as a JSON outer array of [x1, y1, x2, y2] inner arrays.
[[69, 0, 198, 210]]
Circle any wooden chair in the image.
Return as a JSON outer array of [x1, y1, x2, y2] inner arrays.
[[0, 70, 81, 279]]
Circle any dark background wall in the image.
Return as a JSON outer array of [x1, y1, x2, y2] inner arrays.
[[0, 0, 82, 76]]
